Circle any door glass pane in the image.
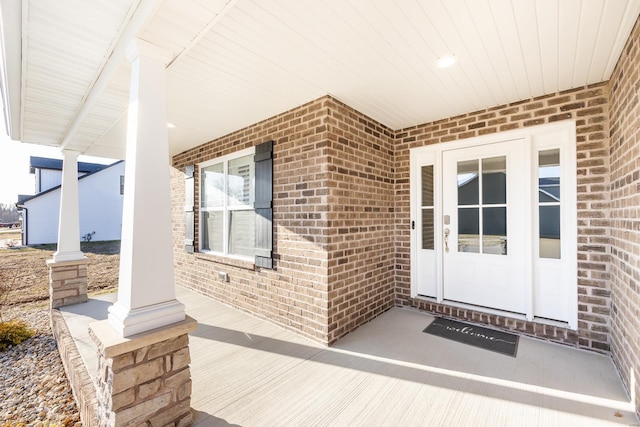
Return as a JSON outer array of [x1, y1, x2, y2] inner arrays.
[[483, 207, 507, 255], [482, 156, 506, 204], [539, 149, 561, 259], [228, 154, 254, 207], [229, 210, 255, 257], [421, 166, 434, 206], [421, 165, 435, 251], [202, 211, 223, 252], [457, 160, 479, 205], [201, 163, 224, 208], [539, 150, 560, 202], [422, 208, 434, 250], [539, 206, 561, 259], [458, 208, 479, 253]]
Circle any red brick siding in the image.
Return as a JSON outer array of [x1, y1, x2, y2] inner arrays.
[[608, 17, 640, 415], [394, 83, 611, 351]]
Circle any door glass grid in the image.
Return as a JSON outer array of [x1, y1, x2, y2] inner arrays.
[[457, 156, 507, 255]]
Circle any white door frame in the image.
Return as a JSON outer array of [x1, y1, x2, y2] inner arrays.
[[410, 121, 577, 329]]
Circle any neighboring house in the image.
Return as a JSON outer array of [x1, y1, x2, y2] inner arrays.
[[30, 156, 108, 193], [17, 160, 125, 245]]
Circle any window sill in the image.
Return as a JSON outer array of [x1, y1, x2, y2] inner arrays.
[[194, 252, 256, 271]]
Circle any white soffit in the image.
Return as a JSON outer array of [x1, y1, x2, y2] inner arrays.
[[15, 0, 640, 158], [21, 0, 137, 147]]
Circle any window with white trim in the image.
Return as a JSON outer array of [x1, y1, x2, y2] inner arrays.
[[200, 148, 256, 258]]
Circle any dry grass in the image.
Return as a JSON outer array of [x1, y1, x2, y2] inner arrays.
[[0, 241, 120, 306], [0, 229, 22, 249], [0, 231, 21, 241]]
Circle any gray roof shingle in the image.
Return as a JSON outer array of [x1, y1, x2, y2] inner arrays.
[[29, 156, 108, 174]]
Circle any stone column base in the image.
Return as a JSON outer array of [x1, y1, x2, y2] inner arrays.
[[89, 316, 198, 426], [47, 258, 90, 309]]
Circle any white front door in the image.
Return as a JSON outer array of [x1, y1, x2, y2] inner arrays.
[[441, 139, 528, 314]]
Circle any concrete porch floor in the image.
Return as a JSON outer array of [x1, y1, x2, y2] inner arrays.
[[60, 287, 638, 426]]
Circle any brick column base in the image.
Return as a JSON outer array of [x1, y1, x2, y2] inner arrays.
[[46, 258, 90, 309], [89, 316, 197, 426]]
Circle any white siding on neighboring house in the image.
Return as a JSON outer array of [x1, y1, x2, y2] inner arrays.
[[78, 163, 123, 242], [24, 189, 59, 244], [38, 169, 62, 192], [23, 162, 125, 244], [37, 169, 87, 193]]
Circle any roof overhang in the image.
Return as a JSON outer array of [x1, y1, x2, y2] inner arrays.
[[0, 0, 22, 140], [2, 1, 640, 160]]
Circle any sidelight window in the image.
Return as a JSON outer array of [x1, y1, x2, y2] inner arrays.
[[421, 165, 435, 250], [538, 149, 561, 259]]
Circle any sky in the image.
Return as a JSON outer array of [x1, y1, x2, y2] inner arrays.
[[0, 115, 115, 206]]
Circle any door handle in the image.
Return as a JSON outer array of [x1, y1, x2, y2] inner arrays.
[[444, 228, 450, 253]]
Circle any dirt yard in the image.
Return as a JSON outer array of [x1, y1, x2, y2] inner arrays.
[[0, 240, 120, 306]]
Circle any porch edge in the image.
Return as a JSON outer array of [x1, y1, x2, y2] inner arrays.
[[50, 309, 99, 426]]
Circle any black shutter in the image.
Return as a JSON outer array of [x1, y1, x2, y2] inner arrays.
[[184, 165, 195, 253], [254, 140, 273, 269]]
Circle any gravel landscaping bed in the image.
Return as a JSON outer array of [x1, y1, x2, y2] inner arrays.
[[0, 304, 81, 426], [0, 241, 119, 425]]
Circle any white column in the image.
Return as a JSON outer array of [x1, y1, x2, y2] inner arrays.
[[53, 150, 84, 262], [108, 39, 185, 337]]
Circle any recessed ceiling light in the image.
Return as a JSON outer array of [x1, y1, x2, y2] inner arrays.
[[167, 123, 176, 128], [437, 54, 457, 69]]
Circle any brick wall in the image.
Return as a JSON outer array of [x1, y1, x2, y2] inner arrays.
[[608, 18, 640, 414], [325, 98, 396, 342], [394, 83, 611, 351], [172, 98, 333, 343], [172, 96, 399, 344], [172, 86, 615, 350]]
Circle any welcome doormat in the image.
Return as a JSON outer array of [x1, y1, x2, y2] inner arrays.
[[423, 317, 519, 357]]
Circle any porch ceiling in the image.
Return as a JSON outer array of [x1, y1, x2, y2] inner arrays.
[[2, 0, 639, 159]]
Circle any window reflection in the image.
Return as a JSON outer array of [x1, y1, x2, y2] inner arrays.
[[482, 157, 506, 204], [458, 208, 480, 253], [539, 206, 560, 258], [456, 156, 507, 255], [539, 150, 560, 202], [458, 160, 478, 205], [201, 163, 224, 208], [228, 155, 254, 207], [538, 149, 561, 259], [482, 207, 507, 255]]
